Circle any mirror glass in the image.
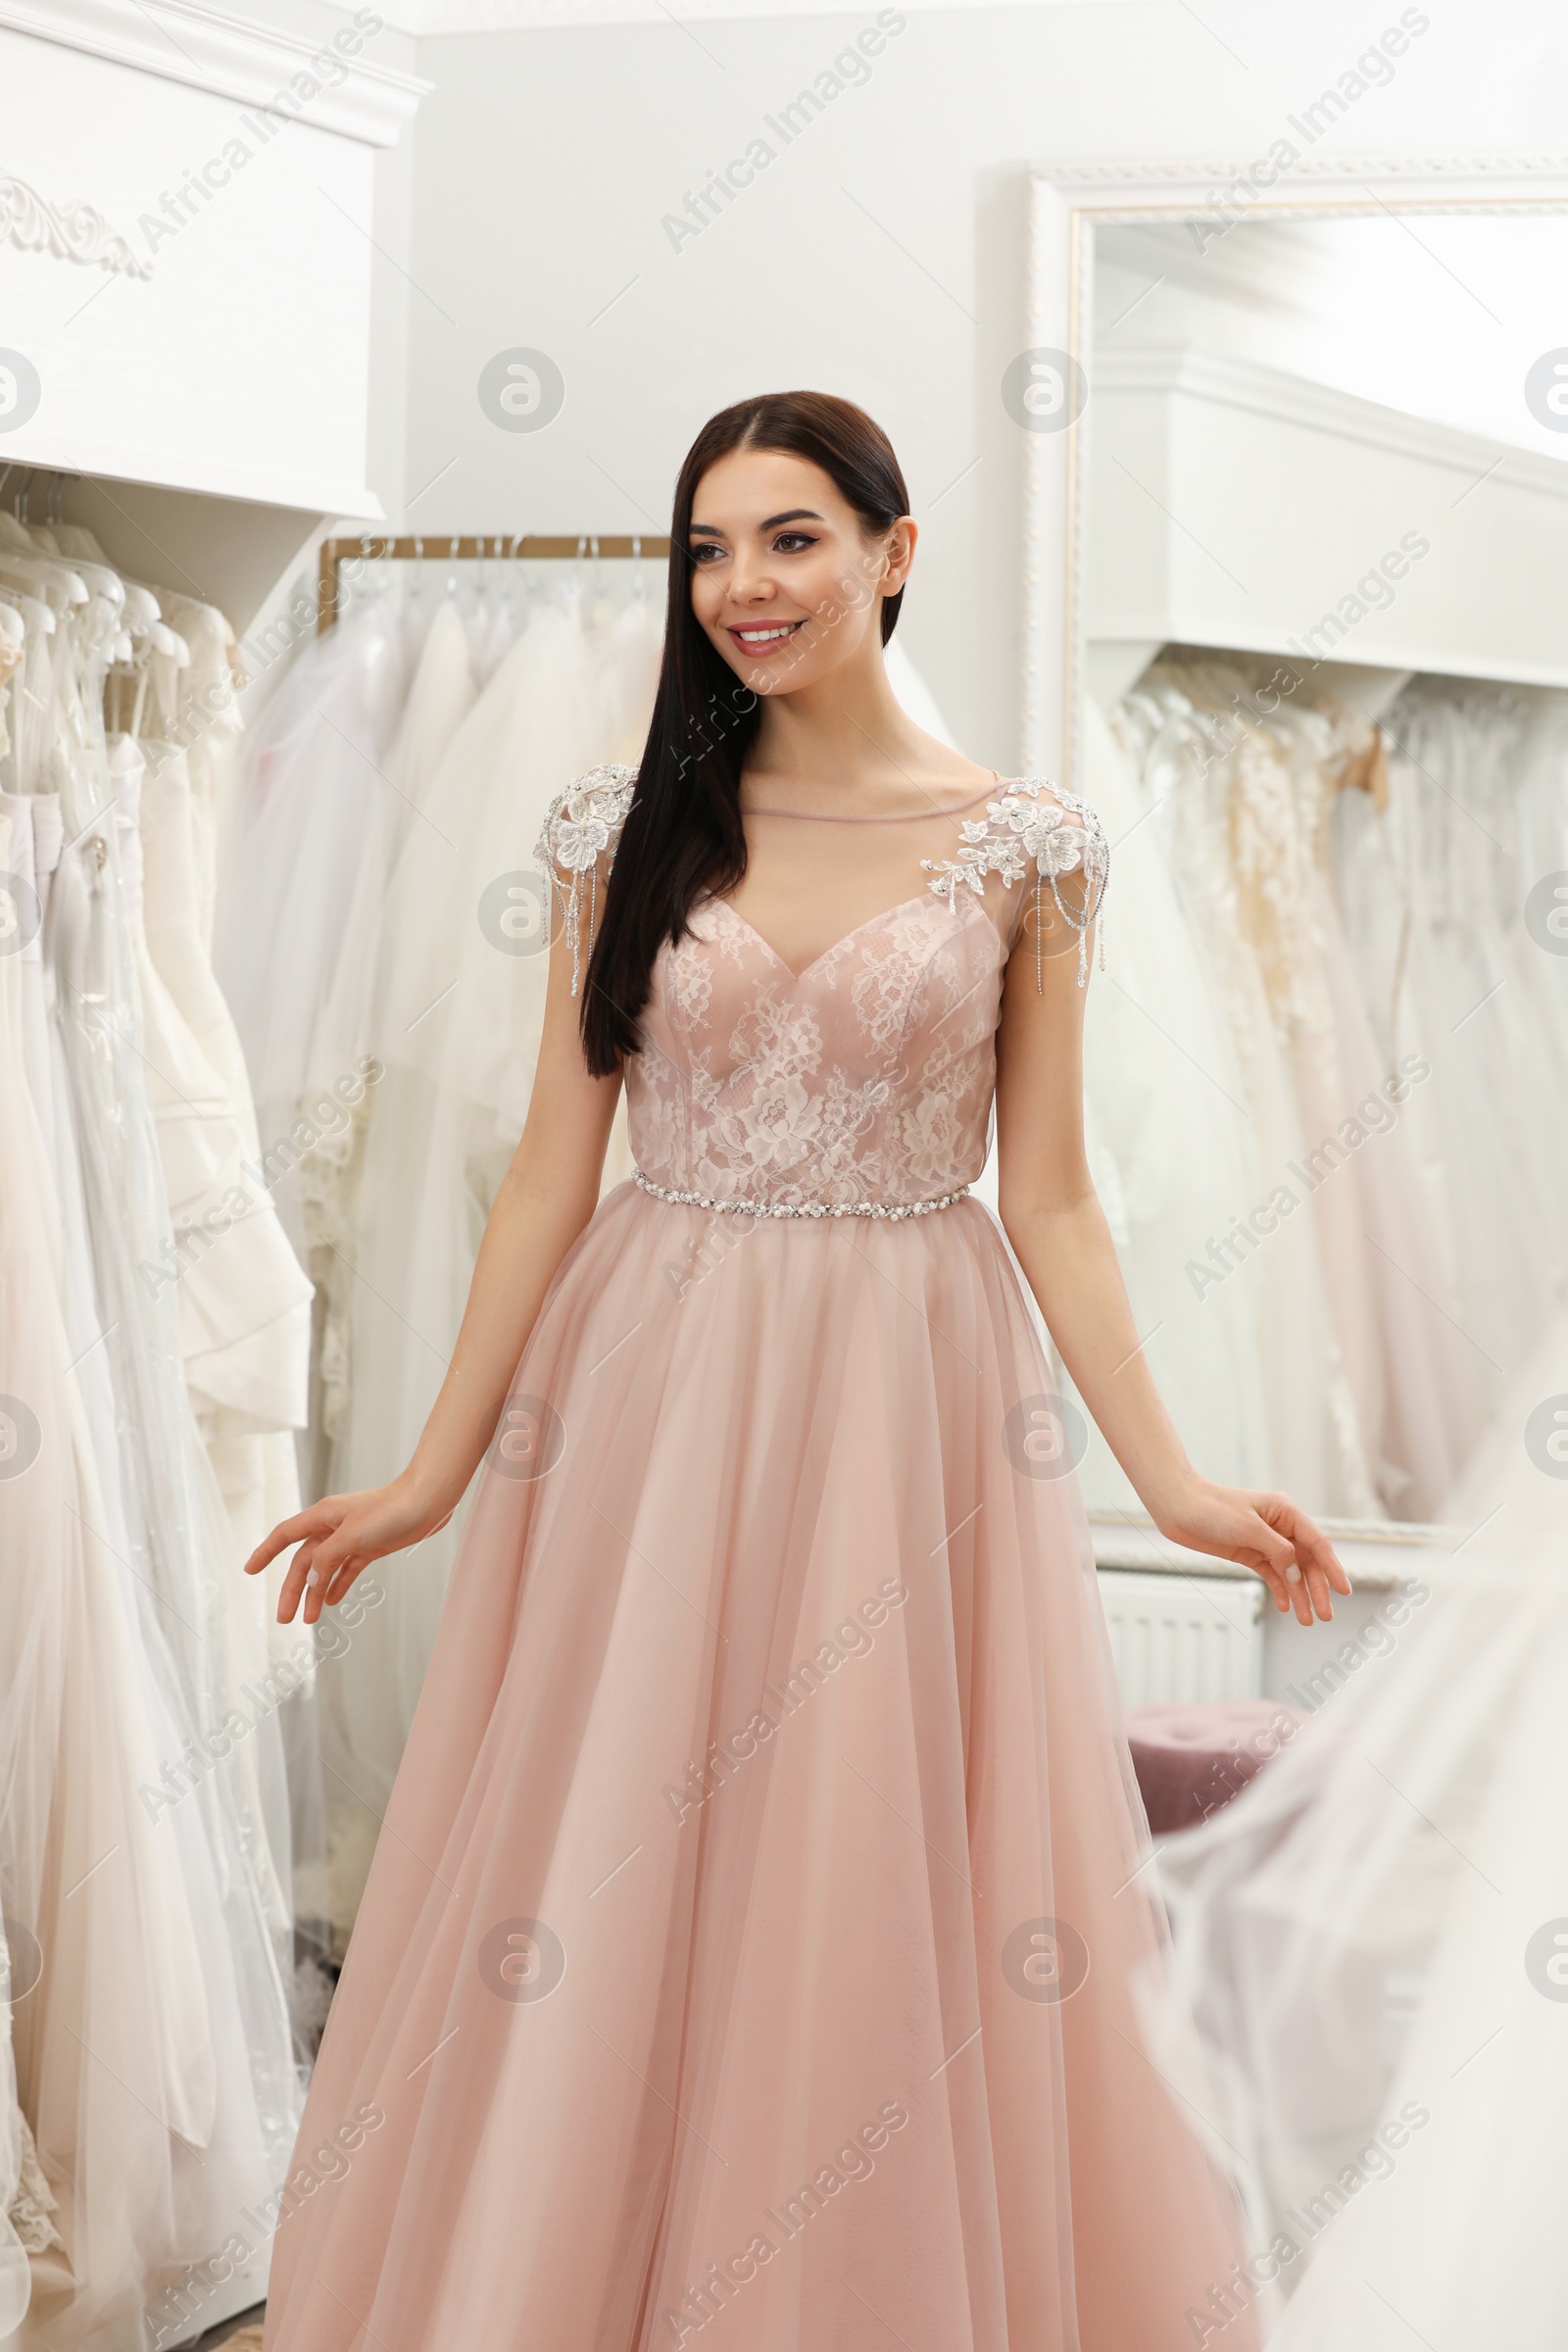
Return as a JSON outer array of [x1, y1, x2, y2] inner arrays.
[[1071, 212, 1568, 1528]]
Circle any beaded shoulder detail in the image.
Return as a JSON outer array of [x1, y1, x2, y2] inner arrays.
[[920, 777, 1108, 987], [533, 761, 639, 996]]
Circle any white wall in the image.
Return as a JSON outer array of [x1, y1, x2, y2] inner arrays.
[[375, 0, 1568, 767]]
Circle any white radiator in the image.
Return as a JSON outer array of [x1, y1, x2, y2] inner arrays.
[[1095, 1569, 1264, 1708]]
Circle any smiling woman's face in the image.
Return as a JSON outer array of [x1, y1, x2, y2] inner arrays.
[[686, 445, 908, 698]]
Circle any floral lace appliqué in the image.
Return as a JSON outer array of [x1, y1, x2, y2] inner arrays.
[[921, 780, 1109, 987], [534, 761, 639, 995]]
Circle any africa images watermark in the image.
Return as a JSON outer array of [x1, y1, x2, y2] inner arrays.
[[1184, 1577, 1431, 1825], [1192, 531, 1432, 784], [137, 1056, 384, 1299], [148, 2100, 386, 2348], [662, 9, 907, 254], [1184, 2098, 1431, 2343], [662, 1576, 910, 1826], [1185, 1054, 1431, 1302], [138, 1579, 386, 1826], [1185, 8, 1432, 253], [662, 2096, 911, 2344], [1281, 1574, 1430, 1717], [135, 10, 384, 260]]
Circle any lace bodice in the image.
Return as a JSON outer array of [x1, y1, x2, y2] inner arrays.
[[535, 763, 1107, 1209]]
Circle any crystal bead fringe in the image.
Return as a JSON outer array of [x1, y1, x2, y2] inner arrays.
[[633, 1167, 970, 1221]]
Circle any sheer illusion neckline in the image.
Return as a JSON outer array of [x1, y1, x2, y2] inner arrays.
[[712, 772, 1007, 984], [743, 771, 1002, 824]]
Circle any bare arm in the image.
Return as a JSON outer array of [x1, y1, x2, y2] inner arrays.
[[994, 883, 1349, 1626], [244, 855, 623, 1624]]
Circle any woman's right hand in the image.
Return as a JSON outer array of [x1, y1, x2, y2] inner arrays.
[[243, 1474, 453, 1626]]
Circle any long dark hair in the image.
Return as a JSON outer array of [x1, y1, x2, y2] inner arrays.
[[579, 390, 910, 1075]]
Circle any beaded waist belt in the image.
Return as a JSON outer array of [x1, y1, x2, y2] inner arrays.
[[632, 1167, 970, 1222]]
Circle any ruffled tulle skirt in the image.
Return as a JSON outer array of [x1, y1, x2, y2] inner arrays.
[[263, 1187, 1253, 2352]]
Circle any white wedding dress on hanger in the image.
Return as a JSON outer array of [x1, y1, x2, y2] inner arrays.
[[1069, 694, 1272, 1505], [216, 592, 411, 1256], [0, 791, 220, 2352], [1336, 681, 1568, 1409], [316, 582, 662, 1945], [302, 591, 481, 1492], [1114, 675, 1356, 1510], [1268, 697, 1482, 1518], [35, 591, 301, 2340]]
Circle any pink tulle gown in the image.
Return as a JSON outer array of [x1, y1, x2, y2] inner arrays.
[[262, 768, 1256, 2352]]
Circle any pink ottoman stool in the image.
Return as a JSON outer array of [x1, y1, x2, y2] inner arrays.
[[1125, 1699, 1311, 1836]]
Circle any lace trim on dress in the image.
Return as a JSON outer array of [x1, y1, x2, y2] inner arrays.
[[10, 2111, 66, 2255], [535, 765, 1109, 997], [533, 761, 639, 997], [921, 780, 1109, 989]]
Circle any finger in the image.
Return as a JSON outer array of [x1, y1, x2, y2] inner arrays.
[[1234, 1539, 1292, 1614], [1250, 1558, 1292, 1613], [319, 1556, 367, 1612], [301, 1552, 347, 1626], [275, 1540, 322, 1624], [1250, 1499, 1324, 1625], [1315, 1536, 1353, 1596], [1302, 1562, 1337, 1624], [1253, 1517, 1304, 1597], [1300, 1528, 1348, 1620], [1268, 1498, 1353, 1602], [1285, 1512, 1350, 1601], [244, 1508, 328, 1581], [300, 1532, 363, 1619], [1264, 1535, 1314, 1626]]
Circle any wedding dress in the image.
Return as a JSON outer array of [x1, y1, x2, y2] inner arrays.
[[1073, 695, 1271, 1504], [215, 594, 411, 1252], [302, 591, 479, 1493], [119, 727, 317, 1956], [30, 593, 302, 2341], [1114, 676, 1355, 1509], [1335, 680, 1568, 1408], [1266, 696, 1481, 1517], [0, 803, 215, 2351], [263, 767, 1257, 2352], [314, 588, 662, 1947]]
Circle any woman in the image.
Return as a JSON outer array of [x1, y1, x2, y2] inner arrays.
[[248, 391, 1348, 2351]]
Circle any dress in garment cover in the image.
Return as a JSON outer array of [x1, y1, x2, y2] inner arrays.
[[262, 770, 1256, 2352]]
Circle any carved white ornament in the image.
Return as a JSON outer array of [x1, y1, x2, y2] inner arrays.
[[0, 172, 152, 278]]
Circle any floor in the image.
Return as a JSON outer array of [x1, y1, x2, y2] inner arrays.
[[188, 2305, 265, 2350]]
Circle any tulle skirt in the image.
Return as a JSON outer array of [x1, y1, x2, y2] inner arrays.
[[1154, 1298, 1568, 2349], [263, 1187, 1253, 2351]]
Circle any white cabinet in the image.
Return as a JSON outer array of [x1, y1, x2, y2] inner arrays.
[[0, 0, 423, 531]]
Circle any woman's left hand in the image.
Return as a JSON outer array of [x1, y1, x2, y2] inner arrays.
[[1152, 1479, 1352, 1625]]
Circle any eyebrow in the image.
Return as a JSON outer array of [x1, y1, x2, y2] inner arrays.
[[687, 509, 826, 538]]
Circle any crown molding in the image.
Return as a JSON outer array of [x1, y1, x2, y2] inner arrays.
[[0, 0, 429, 148], [1035, 152, 1568, 208], [1096, 341, 1568, 500], [374, 0, 1103, 27]]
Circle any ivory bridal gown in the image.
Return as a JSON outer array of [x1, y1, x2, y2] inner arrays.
[[262, 769, 1255, 2352]]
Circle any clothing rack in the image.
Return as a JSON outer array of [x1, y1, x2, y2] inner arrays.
[[316, 533, 673, 632]]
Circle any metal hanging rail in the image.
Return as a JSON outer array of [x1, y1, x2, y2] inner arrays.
[[316, 533, 672, 632]]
